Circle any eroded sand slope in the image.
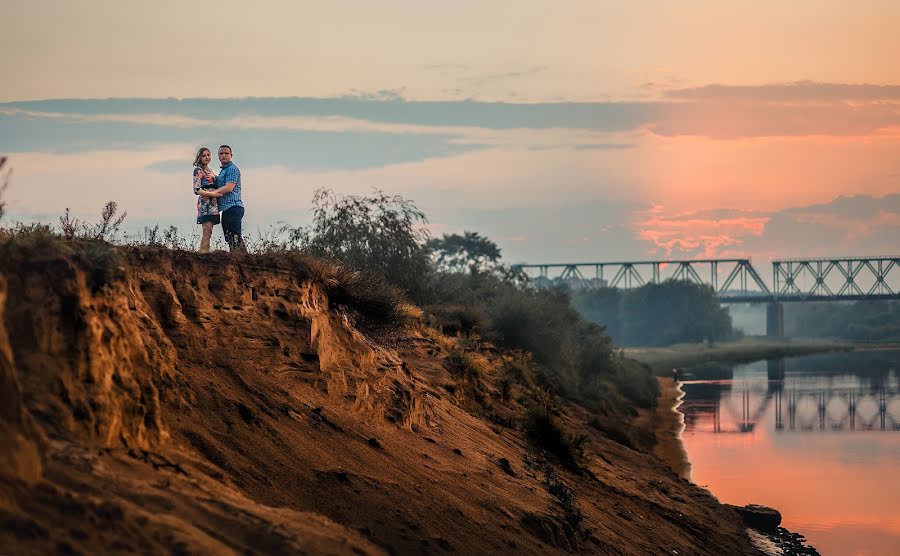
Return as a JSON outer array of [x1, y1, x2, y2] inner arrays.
[[0, 248, 761, 555]]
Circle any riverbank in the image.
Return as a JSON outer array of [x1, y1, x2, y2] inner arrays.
[[653, 377, 822, 556], [0, 244, 766, 555], [625, 337, 853, 373], [652, 377, 691, 480]]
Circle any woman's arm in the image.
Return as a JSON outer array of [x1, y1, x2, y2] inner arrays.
[[213, 182, 235, 196], [193, 168, 203, 194]]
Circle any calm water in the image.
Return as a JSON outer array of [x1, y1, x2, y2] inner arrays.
[[678, 350, 900, 556]]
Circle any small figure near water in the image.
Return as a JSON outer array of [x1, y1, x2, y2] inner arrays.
[[192, 147, 221, 253], [672, 368, 680, 382]]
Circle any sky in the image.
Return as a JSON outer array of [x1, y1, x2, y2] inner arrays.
[[1, 0, 899, 270]]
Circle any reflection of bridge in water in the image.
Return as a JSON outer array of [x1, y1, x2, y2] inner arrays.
[[681, 369, 900, 434]]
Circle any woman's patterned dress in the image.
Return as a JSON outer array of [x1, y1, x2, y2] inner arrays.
[[193, 166, 219, 224]]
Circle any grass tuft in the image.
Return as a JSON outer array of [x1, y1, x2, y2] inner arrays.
[[524, 406, 583, 470]]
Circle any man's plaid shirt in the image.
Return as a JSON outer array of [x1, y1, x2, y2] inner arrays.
[[216, 161, 243, 213]]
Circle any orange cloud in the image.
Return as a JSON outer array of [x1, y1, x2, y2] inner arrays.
[[633, 210, 770, 258]]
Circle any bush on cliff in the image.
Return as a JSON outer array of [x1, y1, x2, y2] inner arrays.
[[524, 406, 584, 469], [286, 188, 433, 302], [420, 237, 656, 409]]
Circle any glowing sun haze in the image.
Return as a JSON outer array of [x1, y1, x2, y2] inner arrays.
[[2, 0, 898, 264]]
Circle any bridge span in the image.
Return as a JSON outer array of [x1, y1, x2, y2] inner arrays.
[[512, 257, 900, 336]]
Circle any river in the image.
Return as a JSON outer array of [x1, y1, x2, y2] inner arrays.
[[677, 349, 900, 556]]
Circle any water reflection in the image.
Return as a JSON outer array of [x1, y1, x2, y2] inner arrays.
[[681, 352, 900, 435], [678, 349, 900, 556], [682, 379, 900, 435]]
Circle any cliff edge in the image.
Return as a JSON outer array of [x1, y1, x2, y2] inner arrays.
[[0, 245, 761, 555]]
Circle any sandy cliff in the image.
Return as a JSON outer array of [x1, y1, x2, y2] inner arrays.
[[0, 247, 761, 555]]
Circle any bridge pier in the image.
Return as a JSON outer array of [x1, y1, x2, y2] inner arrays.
[[767, 358, 785, 380], [766, 302, 784, 337]]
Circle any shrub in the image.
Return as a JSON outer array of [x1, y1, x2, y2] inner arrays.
[[252, 249, 412, 330], [487, 287, 572, 369], [503, 353, 537, 390], [137, 225, 164, 246], [0, 223, 125, 292], [524, 406, 580, 469], [289, 188, 432, 300], [429, 269, 656, 410], [81, 241, 126, 292], [60, 201, 127, 241], [613, 357, 658, 409], [544, 467, 585, 542], [588, 417, 635, 450], [426, 304, 487, 336], [443, 349, 484, 385]]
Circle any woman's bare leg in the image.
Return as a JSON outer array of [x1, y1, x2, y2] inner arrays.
[[199, 222, 213, 252]]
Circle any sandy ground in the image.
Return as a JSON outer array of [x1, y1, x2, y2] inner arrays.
[[0, 248, 766, 555]]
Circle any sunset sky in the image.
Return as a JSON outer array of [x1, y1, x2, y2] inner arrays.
[[2, 0, 899, 267]]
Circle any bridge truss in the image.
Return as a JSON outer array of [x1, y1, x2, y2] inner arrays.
[[513, 259, 772, 301], [773, 257, 900, 301], [515, 256, 900, 303]]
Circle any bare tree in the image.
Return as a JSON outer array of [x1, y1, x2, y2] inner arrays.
[[89, 201, 127, 241], [59, 208, 82, 239], [0, 156, 11, 220], [59, 201, 127, 241]]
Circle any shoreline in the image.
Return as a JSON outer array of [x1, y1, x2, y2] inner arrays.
[[626, 338, 854, 373], [653, 377, 822, 555], [652, 377, 691, 480]]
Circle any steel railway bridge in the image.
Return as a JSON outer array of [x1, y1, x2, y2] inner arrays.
[[512, 257, 900, 336]]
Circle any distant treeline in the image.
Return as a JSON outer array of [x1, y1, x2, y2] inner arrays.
[[785, 300, 900, 343], [570, 281, 734, 347]]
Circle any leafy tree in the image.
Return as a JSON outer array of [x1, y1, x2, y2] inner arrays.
[[571, 280, 733, 346], [786, 300, 900, 342], [570, 287, 623, 340], [426, 231, 502, 273], [291, 188, 431, 299]]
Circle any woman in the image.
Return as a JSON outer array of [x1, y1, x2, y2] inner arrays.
[[192, 147, 221, 252]]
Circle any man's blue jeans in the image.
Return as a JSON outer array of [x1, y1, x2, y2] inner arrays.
[[221, 205, 245, 252]]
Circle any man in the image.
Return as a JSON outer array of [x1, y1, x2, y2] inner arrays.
[[213, 145, 245, 251]]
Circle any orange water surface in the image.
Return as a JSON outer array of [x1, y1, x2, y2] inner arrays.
[[678, 352, 900, 556]]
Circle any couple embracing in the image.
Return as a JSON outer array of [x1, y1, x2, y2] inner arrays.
[[192, 145, 245, 252]]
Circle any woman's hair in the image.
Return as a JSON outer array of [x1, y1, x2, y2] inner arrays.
[[193, 147, 210, 168]]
